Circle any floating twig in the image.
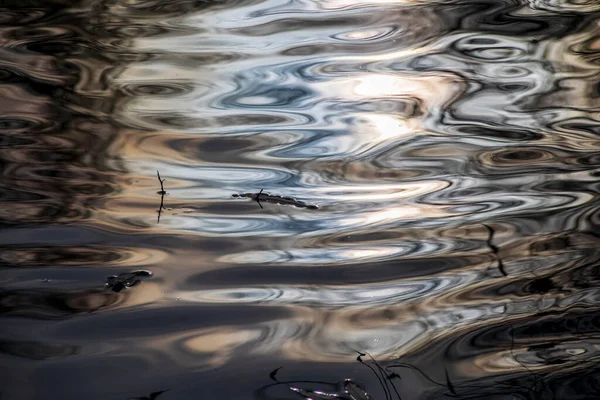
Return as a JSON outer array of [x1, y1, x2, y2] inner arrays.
[[156, 170, 167, 223], [256, 188, 264, 209], [232, 189, 319, 210], [156, 170, 166, 195], [157, 194, 166, 223]]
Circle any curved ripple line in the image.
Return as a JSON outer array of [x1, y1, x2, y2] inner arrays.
[[171, 275, 468, 307]]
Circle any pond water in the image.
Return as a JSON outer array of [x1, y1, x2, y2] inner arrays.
[[2, 0, 600, 399]]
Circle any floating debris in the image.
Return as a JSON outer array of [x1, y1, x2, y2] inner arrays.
[[261, 344, 552, 400], [266, 366, 374, 400], [356, 351, 401, 400], [156, 170, 167, 223], [232, 189, 319, 210], [105, 270, 153, 293], [156, 170, 167, 195], [289, 379, 373, 400]]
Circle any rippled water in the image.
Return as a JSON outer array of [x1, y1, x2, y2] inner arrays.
[[2, 0, 600, 399]]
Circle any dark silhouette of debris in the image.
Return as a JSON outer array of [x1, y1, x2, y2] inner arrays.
[[256, 188, 264, 209], [355, 350, 401, 400], [232, 190, 319, 210], [128, 389, 169, 400], [269, 367, 283, 381], [257, 367, 373, 400], [156, 170, 166, 195], [105, 270, 153, 292], [387, 372, 401, 380], [156, 170, 167, 223]]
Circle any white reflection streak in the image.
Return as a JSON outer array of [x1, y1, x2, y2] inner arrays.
[[220, 241, 445, 265], [170, 273, 469, 307], [361, 114, 416, 141], [316, 180, 450, 200]]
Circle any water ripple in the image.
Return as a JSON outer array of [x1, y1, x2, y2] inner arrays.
[[3, 0, 600, 399]]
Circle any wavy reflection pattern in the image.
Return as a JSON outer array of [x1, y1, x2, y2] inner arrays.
[[107, 0, 600, 391], [111, 0, 600, 392], [2, 0, 600, 399]]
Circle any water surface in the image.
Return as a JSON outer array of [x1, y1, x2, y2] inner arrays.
[[2, 0, 600, 399]]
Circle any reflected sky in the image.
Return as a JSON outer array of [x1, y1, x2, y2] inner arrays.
[[1, 0, 600, 399]]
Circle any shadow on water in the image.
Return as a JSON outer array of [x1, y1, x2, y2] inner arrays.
[[1, 0, 600, 399]]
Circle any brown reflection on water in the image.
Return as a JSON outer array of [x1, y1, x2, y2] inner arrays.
[[0, 22, 123, 227]]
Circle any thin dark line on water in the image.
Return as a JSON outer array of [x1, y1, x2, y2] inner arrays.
[[156, 170, 167, 223], [256, 188, 264, 209], [356, 351, 402, 400], [445, 367, 457, 396], [369, 351, 402, 400], [510, 325, 539, 396], [357, 351, 391, 400], [483, 223, 507, 276], [157, 170, 166, 195]]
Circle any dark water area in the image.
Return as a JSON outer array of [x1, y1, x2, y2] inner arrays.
[[1, 0, 600, 399]]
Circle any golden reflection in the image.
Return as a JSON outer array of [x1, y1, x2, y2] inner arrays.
[[333, 180, 449, 201], [356, 72, 461, 104], [122, 282, 165, 306], [218, 246, 411, 265], [346, 204, 451, 226], [356, 113, 417, 141], [182, 328, 262, 367], [319, 72, 464, 113], [344, 28, 391, 40], [317, 72, 463, 147], [343, 247, 397, 260], [354, 74, 418, 97], [174, 319, 424, 364]]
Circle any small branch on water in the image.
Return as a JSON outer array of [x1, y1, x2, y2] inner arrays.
[[255, 188, 264, 209], [156, 170, 167, 223], [232, 189, 319, 210], [157, 170, 166, 195]]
